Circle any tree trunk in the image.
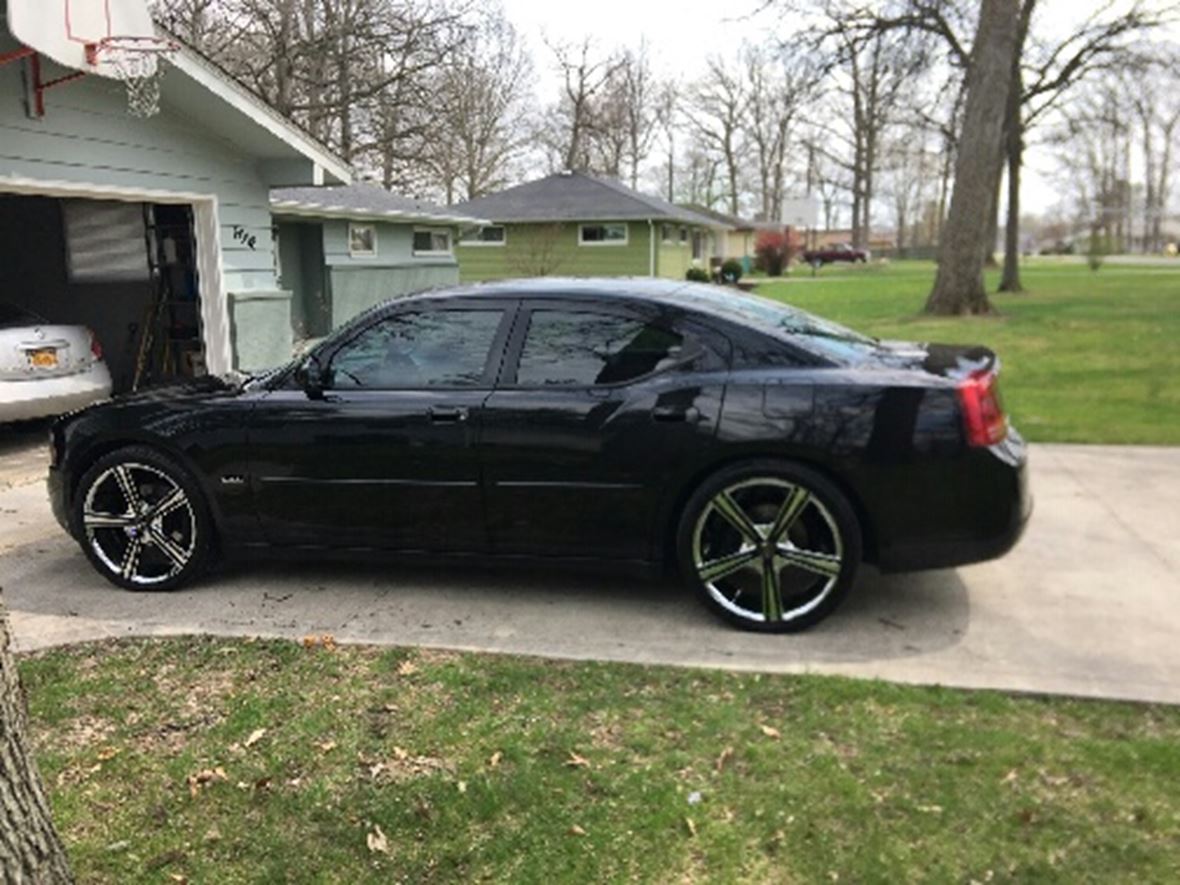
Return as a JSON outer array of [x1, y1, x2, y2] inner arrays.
[[999, 128, 1024, 292], [0, 598, 73, 883], [925, 0, 1020, 316], [998, 32, 1027, 294]]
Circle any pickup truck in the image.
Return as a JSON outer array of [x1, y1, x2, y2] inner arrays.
[[801, 243, 870, 267]]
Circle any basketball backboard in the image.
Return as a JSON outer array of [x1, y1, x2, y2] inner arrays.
[[781, 196, 819, 229], [7, 0, 158, 79]]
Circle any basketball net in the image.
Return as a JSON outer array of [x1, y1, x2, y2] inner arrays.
[[87, 37, 177, 118]]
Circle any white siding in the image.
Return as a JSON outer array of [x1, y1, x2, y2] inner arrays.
[[0, 38, 276, 293]]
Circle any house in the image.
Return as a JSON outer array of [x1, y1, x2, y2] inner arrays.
[[270, 184, 485, 343], [677, 204, 794, 265], [0, 13, 351, 391], [452, 171, 724, 283]]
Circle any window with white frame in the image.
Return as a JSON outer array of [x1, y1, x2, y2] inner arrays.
[[349, 223, 377, 257], [579, 223, 628, 245], [459, 225, 506, 246], [412, 227, 452, 255]]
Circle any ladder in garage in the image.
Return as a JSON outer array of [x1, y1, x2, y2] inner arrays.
[[131, 205, 201, 391]]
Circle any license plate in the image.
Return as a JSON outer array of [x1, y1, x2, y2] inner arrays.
[[28, 348, 58, 369]]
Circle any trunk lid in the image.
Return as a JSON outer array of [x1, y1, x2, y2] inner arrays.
[[872, 340, 997, 381], [0, 324, 100, 381]]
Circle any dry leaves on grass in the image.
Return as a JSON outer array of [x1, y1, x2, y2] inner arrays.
[[715, 746, 734, 772], [568, 824, 587, 837], [759, 725, 781, 740], [565, 750, 591, 769], [487, 751, 503, 768], [362, 748, 451, 783], [366, 825, 390, 855], [315, 739, 338, 754], [396, 659, 419, 677], [186, 767, 228, 797], [244, 728, 267, 748], [302, 633, 338, 651]]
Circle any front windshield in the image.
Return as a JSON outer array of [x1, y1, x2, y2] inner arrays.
[[674, 283, 878, 361]]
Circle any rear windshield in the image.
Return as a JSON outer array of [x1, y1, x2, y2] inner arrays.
[[673, 283, 879, 363], [0, 303, 43, 328]]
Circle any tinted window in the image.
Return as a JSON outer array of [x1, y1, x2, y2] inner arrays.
[[516, 310, 685, 387], [329, 309, 503, 388]]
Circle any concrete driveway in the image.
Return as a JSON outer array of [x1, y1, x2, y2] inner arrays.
[[1, 436, 1177, 704]]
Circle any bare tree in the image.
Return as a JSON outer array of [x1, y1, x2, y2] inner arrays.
[[545, 37, 623, 172], [999, 0, 1174, 290], [425, 12, 533, 203], [1133, 62, 1180, 252], [926, 0, 1021, 315], [0, 597, 73, 883], [654, 81, 680, 202], [618, 43, 659, 189], [690, 53, 748, 216], [744, 45, 821, 221]]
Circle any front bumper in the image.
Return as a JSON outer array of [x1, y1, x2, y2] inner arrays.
[[47, 463, 72, 536]]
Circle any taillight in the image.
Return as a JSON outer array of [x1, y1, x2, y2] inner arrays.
[[88, 329, 103, 361], [957, 371, 1007, 447]]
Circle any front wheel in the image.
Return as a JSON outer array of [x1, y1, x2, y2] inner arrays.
[[677, 461, 862, 632], [73, 446, 212, 591]]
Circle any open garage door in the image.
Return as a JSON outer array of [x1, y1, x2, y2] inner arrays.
[[0, 193, 206, 392]]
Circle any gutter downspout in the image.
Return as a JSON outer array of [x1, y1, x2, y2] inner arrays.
[[648, 219, 656, 277]]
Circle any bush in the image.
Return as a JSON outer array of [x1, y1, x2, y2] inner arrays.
[[719, 258, 743, 284], [685, 266, 710, 283], [1087, 233, 1111, 272], [754, 230, 791, 277]]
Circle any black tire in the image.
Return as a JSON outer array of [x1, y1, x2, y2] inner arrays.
[[676, 460, 862, 633], [72, 445, 213, 591]]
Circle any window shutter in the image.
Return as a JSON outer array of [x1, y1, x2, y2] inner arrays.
[[63, 200, 150, 282]]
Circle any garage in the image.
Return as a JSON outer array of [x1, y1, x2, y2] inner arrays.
[[1, 5, 352, 397], [0, 193, 203, 392]]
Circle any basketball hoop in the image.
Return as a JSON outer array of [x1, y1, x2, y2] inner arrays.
[[85, 36, 178, 118]]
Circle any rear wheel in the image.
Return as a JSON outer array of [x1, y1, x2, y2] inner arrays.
[[73, 446, 212, 591], [677, 461, 861, 632]]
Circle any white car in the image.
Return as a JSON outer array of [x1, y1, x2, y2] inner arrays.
[[0, 303, 112, 423]]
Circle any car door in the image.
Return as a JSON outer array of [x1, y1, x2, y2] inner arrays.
[[480, 299, 728, 562], [248, 300, 515, 552]]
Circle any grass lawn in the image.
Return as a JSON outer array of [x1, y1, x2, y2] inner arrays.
[[755, 260, 1180, 445], [21, 636, 1180, 883]]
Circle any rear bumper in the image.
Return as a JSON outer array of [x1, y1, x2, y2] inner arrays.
[[0, 365, 112, 423], [876, 431, 1032, 573]]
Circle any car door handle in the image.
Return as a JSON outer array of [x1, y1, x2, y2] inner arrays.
[[428, 406, 469, 423], [652, 405, 700, 423]]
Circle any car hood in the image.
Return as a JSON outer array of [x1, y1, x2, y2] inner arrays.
[[108, 375, 243, 406], [871, 340, 997, 380]]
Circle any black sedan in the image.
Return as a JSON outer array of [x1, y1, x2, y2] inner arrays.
[[47, 279, 1030, 632]]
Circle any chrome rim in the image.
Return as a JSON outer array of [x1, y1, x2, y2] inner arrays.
[[692, 477, 843, 625], [82, 462, 196, 586]]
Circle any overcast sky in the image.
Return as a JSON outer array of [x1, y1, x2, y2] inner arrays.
[[500, 0, 1178, 220]]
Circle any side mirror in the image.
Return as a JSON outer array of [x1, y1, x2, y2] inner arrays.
[[295, 355, 326, 399]]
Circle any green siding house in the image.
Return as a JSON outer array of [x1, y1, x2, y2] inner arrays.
[[453, 172, 724, 283], [270, 185, 485, 344]]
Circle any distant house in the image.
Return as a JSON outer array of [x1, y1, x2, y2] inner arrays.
[[270, 185, 485, 341], [453, 171, 724, 282], [677, 204, 792, 264]]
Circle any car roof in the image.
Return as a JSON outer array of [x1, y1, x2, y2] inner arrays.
[[406, 276, 692, 303]]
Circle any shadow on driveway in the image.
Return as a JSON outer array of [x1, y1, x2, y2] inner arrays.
[[3, 534, 969, 667]]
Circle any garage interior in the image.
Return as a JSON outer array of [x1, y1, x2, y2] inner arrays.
[[0, 193, 205, 393]]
